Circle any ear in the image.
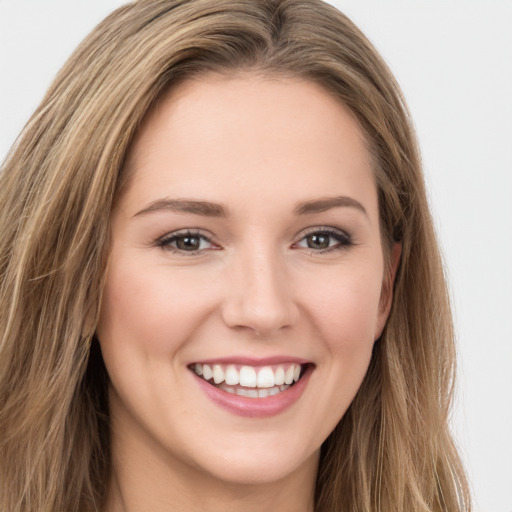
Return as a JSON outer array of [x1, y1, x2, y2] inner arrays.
[[375, 242, 402, 339]]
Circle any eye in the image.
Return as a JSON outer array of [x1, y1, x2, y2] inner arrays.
[[293, 228, 352, 253], [156, 230, 217, 254]]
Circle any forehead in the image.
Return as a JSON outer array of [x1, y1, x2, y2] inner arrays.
[[121, 74, 377, 219]]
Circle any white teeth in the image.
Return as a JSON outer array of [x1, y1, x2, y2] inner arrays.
[[235, 387, 258, 398], [258, 388, 269, 398], [239, 366, 257, 387], [284, 366, 294, 385], [256, 366, 275, 388], [202, 364, 213, 381], [274, 366, 285, 385], [224, 365, 239, 385], [193, 362, 304, 389], [212, 364, 224, 384], [217, 382, 291, 397]]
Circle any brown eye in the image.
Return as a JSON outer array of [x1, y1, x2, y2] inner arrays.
[[157, 230, 216, 254], [175, 234, 202, 251], [294, 228, 352, 253], [306, 233, 331, 250]]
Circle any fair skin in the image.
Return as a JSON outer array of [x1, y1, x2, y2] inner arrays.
[[97, 74, 399, 512]]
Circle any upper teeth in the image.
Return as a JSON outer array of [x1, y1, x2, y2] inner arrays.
[[193, 363, 302, 388]]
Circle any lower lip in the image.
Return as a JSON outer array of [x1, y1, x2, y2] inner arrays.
[[193, 366, 313, 418]]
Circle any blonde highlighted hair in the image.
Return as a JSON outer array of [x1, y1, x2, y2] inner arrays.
[[0, 1, 470, 510]]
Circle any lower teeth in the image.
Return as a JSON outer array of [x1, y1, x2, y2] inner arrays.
[[217, 382, 291, 398]]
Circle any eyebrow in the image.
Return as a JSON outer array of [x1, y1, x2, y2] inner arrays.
[[133, 195, 367, 218], [134, 198, 228, 218], [293, 195, 367, 216]]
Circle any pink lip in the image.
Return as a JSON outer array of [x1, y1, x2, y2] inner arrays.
[[192, 364, 314, 418], [190, 356, 310, 366]]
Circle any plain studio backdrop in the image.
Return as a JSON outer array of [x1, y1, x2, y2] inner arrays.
[[1, 1, 511, 511]]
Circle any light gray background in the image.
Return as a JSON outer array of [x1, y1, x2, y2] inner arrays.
[[1, 1, 511, 511]]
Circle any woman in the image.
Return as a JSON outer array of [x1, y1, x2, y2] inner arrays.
[[0, 0, 471, 510]]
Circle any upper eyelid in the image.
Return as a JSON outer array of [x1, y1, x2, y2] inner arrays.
[[158, 228, 213, 242], [297, 225, 347, 235], [294, 225, 351, 240]]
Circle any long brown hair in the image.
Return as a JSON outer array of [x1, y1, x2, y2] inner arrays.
[[0, 1, 470, 510]]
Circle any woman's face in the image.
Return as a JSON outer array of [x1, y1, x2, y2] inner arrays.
[[97, 75, 396, 487]]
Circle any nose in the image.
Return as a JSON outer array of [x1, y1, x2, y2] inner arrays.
[[221, 247, 299, 337]]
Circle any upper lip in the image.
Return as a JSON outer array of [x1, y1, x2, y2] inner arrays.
[[189, 356, 312, 366]]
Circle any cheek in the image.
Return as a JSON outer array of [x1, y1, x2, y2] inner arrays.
[[95, 259, 208, 430], [289, 262, 384, 442], [301, 261, 384, 353], [315, 282, 379, 386], [97, 256, 213, 358]]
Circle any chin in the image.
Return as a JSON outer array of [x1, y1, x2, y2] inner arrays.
[[185, 437, 319, 487]]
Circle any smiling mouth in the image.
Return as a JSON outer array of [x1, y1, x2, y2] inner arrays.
[[189, 362, 309, 398]]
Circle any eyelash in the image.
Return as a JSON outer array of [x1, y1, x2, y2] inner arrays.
[[155, 227, 353, 256], [155, 230, 217, 256], [292, 227, 353, 254]]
